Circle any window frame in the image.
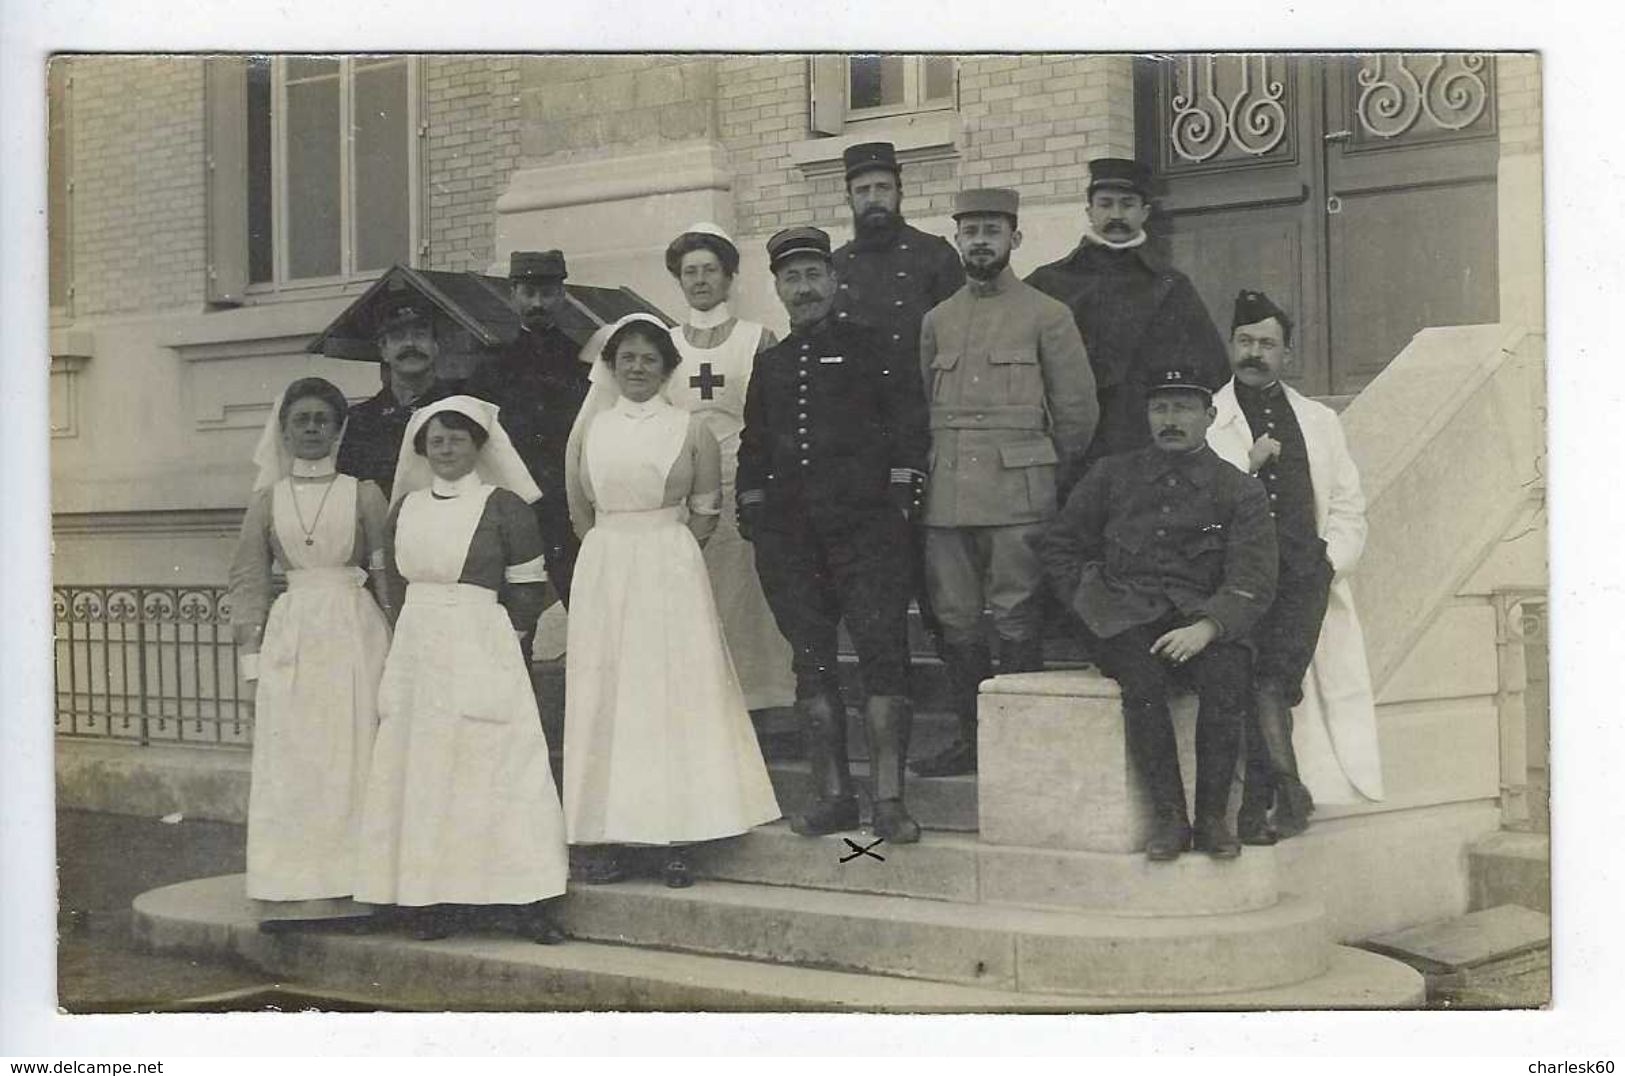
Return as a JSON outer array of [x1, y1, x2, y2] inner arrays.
[[245, 54, 423, 301], [843, 55, 957, 124]]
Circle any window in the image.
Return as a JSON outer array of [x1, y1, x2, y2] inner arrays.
[[845, 55, 956, 121], [210, 55, 418, 298]]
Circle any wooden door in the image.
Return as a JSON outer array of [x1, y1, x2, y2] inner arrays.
[[1136, 53, 1499, 396]]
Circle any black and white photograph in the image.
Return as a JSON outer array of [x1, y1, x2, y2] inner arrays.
[[3, 2, 1618, 1060]]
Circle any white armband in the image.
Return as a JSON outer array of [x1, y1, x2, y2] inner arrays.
[[367, 549, 386, 571], [687, 490, 723, 516], [505, 555, 548, 584], [239, 653, 260, 681]]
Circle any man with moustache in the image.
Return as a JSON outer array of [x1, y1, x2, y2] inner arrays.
[[336, 292, 458, 501], [831, 141, 965, 654], [909, 188, 1099, 778], [1036, 368, 1277, 860], [466, 250, 592, 606], [1206, 290, 1382, 844], [737, 226, 930, 843], [1027, 158, 1229, 476]]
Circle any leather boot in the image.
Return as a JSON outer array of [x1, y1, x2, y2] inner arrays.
[[1124, 697, 1190, 861], [1236, 709, 1279, 846], [1192, 684, 1244, 859], [910, 643, 988, 777], [998, 635, 1045, 674], [1256, 684, 1314, 838], [790, 692, 860, 836], [866, 694, 921, 843]]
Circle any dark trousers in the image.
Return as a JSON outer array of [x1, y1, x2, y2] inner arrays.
[[753, 499, 913, 700], [1243, 558, 1333, 787], [534, 498, 581, 608], [1094, 615, 1252, 822]]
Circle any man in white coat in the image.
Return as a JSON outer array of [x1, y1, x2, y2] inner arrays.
[[1206, 290, 1384, 842]]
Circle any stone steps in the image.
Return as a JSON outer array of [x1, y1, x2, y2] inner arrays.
[[132, 874, 1422, 1011], [688, 820, 1280, 916], [559, 876, 1332, 997], [1467, 831, 1550, 914]]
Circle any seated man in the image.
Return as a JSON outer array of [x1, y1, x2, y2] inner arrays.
[[1035, 368, 1278, 860]]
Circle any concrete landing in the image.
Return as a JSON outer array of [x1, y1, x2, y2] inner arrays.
[[133, 874, 1424, 1012], [1469, 831, 1551, 914]]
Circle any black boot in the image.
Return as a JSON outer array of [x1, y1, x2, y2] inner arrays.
[[1256, 684, 1314, 838], [515, 901, 567, 945], [866, 694, 921, 843], [1123, 695, 1189, 861], [790, 692, 860, 836], [1236, 709, 1279, 846], [911, 642, 988, 777], [1192, 815, 1242, 859], [998, 636, 1045, 675]]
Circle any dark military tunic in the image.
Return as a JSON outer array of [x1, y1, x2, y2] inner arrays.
[[464, 324, 591, 605], [1026, 241, 1228, 467], [832, 220, 964, 372], [1036, 443, 1277, 643], [737, 317, 929, 699], [336, 379, 458, 501]]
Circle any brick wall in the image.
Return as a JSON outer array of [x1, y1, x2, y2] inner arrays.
[[514, 55, 718, 161], [424, 56, 522, 272], [717, 54, 1137, 237], [66, 56, 207, 316], [1497, 53, 1541, 158]]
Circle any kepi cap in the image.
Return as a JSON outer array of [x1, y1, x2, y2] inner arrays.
[[843, 141, 900, 181], [766, 226, 833, 272], [508, 249, 568, 282], [1087, 157, 1153, 199], [952, 187, 1020, 221], [373, 285, 434, 336], [1145, 366, 1214, 401]]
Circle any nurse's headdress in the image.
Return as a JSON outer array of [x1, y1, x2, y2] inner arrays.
[[389, 395, 543, 506]]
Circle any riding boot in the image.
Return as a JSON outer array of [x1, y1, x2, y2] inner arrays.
[[1236, 708, 1279, 846], [910, 642, 988, 777], [1192, 683, 1245, 859], [1256, 683, 1315, 838], [866, 694, 921, 843], [1123, 695, 1189, 860], [998, 635, 1045, 674], [790, 691, 860, 836]]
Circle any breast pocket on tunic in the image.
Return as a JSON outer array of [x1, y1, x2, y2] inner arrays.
[[988, 348, 1042, 400], [999, 439, 1059, 515], [929, 349, 962, 401]]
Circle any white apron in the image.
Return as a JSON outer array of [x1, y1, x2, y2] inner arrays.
[[668, 320, 798, 710], [563, 399, 781, 844], [247, 476, 390, 907], [355, 486, 569, 906]]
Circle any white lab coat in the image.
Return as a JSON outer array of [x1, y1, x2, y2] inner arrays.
[[1207, 380, 1384, 803]]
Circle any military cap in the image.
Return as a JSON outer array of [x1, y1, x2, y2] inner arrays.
[[1231, 288, 1295, 341], [952, 187, 1020, 222], [1087, 157, 1153, 199], [1145, 365, 1214, 401], [766, 226, 833, 272], [843, 141, 901, 181], [373, 286, 434, 336], [508, 249, 568, 282]]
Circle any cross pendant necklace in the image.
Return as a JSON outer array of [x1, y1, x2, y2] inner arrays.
[[291, 478, 338, 546]]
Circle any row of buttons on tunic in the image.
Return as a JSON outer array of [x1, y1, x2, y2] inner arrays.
[[798, 344, 813, 465]]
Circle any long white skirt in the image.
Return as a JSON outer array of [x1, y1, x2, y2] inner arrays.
[[355, 583, 568, 906], [564, 507, 781, 845], [247, 567, 389, 905]]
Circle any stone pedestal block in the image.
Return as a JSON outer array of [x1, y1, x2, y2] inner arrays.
[[978, 669, 1198, 853]]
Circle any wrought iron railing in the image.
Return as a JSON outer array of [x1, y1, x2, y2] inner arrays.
[[53, 584, 253, 747]]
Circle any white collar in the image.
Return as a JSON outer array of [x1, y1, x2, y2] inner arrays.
[[290, 457, 337, 479], [614, 393, 667, 421], [686, 301, 733, 330], [430, 471, 484, 498]]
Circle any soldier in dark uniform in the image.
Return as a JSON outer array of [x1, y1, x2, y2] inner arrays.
[[831, 141, 964, 656], [465, 250, 591, 606], [737, 226, 930, 843], [1026, 158, 1229, 478], [1036, 368, 1278, 861], [335, 294, 458, 501]]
